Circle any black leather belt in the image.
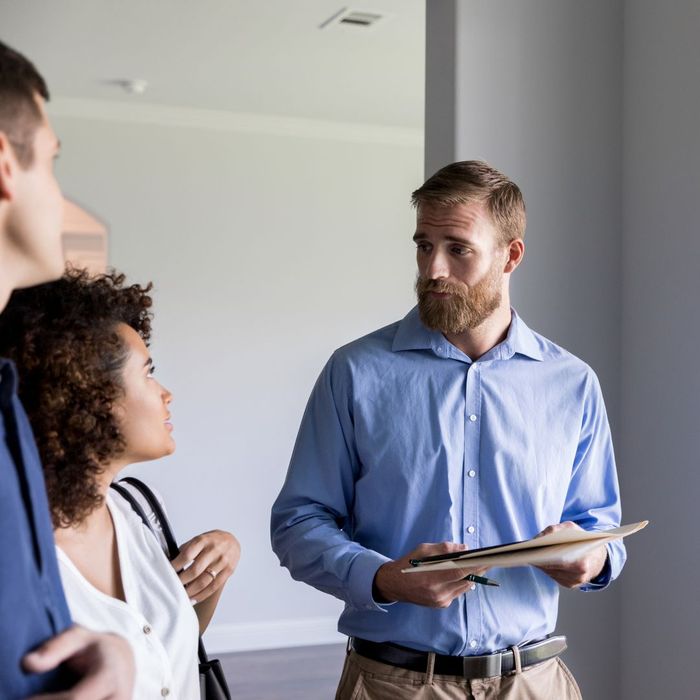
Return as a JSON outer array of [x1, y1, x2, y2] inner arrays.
[[352, 635, 567, 679]]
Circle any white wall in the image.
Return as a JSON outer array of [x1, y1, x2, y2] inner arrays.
[[426, 2, 623, 698], [620, 2, 700, 698], [51, 101, 423, 651]]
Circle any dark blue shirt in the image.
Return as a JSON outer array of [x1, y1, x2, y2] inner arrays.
[[0, 358, 72, 698]]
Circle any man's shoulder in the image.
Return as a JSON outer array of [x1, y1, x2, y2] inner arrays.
[[525, 324, 599, 385], [332, 318, 402, 364], [529, 328, 582, 361], [318, 319, 406, 392]]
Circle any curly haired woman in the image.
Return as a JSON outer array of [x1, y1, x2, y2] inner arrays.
[[0, 269, 240, 699]]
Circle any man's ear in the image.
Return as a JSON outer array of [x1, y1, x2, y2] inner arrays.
[[0, 133, 19, 202], [504, 239, 525, 274]]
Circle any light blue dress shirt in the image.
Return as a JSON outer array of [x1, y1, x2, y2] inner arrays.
[[271, 308, 625, 655]]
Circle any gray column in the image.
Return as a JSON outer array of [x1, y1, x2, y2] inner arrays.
[[620, 2, 700, 698], [425, 3, 624, 699]]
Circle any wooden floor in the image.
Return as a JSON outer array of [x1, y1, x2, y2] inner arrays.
[[219, 643, 347, 700]]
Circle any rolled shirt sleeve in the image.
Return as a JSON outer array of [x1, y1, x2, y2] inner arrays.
[[270, 354, 390, 611], [562, 369, 626, 590]]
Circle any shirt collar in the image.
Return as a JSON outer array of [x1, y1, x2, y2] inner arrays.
[[392, 306, 440, 353], [498, 310, 543, 361], [392, 306, 543, 362]]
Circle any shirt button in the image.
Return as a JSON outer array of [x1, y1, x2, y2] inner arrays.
[[468, 470, 476, 478], [467, 525, 475, 534], [470, 640, 478, 649], [469, 414, 477, 422], [143, 625, 152, 635], [470, 584, 476, 591], [161, 689, 170, 697]]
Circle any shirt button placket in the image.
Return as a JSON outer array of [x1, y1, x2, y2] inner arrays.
[[465, 373, 479, 545], [463, 362, 482, 654]]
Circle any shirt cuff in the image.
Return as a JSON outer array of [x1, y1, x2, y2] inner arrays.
[[346, 549, 392, 612], [579, 541, 615, 591]]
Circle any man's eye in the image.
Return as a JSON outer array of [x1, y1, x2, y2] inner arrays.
[[147, 365, 156, 378], [416, 243, 430, 252], [452, 247, 468, 256]]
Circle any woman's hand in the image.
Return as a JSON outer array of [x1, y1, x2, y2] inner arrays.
[[171, 530, 240, 603]]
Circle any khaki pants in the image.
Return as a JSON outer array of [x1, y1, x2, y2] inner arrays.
[[336, 649, 582, 700]]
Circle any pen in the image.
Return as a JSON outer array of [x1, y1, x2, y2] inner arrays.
[[462, 573, 500, 587]]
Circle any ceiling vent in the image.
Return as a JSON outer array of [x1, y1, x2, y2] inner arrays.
[[320, 8, 387, 30]]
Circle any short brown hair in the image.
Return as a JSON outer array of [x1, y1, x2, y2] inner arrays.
[[0, 268, 153, 528], [0, 41, 50, 167], [411, 160, 526, 244]]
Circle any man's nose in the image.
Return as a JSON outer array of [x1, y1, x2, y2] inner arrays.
[[425, 249, 450, 279]]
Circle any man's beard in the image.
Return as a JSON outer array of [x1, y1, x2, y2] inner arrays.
[[415, 265, 502, 334]]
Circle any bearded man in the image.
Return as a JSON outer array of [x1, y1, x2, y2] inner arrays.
[[271, 161, 625, 700]]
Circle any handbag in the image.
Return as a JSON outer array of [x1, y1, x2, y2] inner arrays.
[[110, 477, 232, 700]]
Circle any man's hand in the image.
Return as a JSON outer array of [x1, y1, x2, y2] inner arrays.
[[171, 529, 240, 603], [373, 542, 487, 608], [23, 625, 134, 700], [535, 521, 608, 588]]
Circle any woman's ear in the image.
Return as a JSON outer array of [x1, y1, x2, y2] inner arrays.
[[111, 400, 127, 424]]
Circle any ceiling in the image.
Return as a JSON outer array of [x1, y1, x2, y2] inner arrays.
[[0, 0, 425, 128]]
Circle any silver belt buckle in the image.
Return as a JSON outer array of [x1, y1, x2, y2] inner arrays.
[[482, 652, 503, 678], [463, 651, 502, 679]]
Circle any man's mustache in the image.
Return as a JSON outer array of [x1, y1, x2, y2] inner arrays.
[[416, 278, 468, 296]]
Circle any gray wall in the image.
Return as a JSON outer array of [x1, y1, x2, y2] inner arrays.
[[51, 104, 423, 651], [427, 1, 700, 698], [620, 2, 700, 698], [426, 2, 623, 698]]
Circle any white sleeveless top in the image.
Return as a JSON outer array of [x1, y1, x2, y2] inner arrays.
[[56, 491, 200, 700]]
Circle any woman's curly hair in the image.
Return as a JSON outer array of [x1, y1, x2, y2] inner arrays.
[[0, 268, 153, 528]]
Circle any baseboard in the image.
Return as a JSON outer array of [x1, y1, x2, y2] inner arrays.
[[202, 616, 345, 654]]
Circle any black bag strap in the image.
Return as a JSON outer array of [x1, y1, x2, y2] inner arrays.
[[109, 477, 211, 665], [109, 481, 154, 537], [117, 476, 180, 559]]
